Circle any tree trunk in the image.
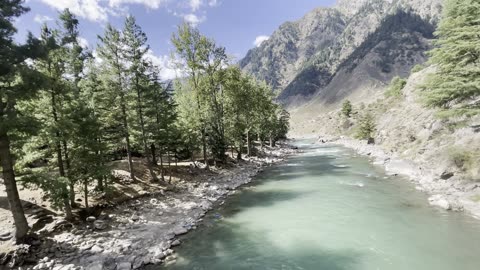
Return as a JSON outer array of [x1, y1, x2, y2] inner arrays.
[[237, 142, 242, 160], [269, 136, 274, 147], [62, 140, 75, 207], [202, 130, 209, 169], [160, 148, 164, 182], [120, 93, 135, 181], [136, 87, 158, 182], [0, 130, 29, 243], [151, 144, 157, 165], [51, 92, 73, 221], [97, 177, 104, 192], [246, 130, 251, 156], [84, 179, 89, 209], [167, 150, 172, 183]]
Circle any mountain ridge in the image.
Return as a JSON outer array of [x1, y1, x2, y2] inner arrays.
[[240, 0, 443, 108]]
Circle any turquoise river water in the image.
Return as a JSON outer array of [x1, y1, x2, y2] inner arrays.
[[155, 141, 480, 270]]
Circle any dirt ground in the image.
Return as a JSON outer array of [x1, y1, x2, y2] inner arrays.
[[0, 157, 215, 256]]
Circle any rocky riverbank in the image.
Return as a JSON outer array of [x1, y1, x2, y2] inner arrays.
[[318, 135, 480, 219], [2, 144, 297, 270]]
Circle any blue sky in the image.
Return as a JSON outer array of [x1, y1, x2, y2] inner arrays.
[[15, 0, 336, 79]]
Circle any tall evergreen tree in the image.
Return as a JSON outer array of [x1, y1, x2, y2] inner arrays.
[[122, 16, 158, 181], [171, 23, 211, 168], [98, 24, 136, 180], [29, 24, 73, 219], [0, 0, 40, 242], [423, 0, 480, 116]]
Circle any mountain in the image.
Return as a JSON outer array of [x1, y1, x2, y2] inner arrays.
[[239, 0, 443, 107]]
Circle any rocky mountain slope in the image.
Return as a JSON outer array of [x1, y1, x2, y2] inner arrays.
[[240, 0, 443, 107], [292, 67, 480, 217]]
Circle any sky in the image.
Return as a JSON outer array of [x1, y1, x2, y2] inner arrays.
[[14, 0, 337, 79]]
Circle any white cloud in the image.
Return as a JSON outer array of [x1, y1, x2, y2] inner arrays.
[[38, 0, 218, 23], [39, 0, 108, 22], [108, 0, 168, 9], [183, 13, 205, 27], [144, 50, 183, 80], [208, 0, 219, 7], [77, 37, 89, 49], [189, 0, 202, 11], [34, 14, 53, 24], [253, 35, 269, 47]]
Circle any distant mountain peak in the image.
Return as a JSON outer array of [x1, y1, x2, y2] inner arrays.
[[240, 0, 443, 107]]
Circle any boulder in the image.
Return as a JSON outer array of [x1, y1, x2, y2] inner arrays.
[[173, 227, 188, 235], [90, 245, 104, 254], [87, 262, 104, 270], [93, 220, 107, 230], [429, 195, 451, 210], [116, 262, 132, 270], [440, 171, 454, 180], [86, 216, 96, 222]]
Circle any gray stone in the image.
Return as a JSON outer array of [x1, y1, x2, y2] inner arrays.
[[86, 216, 96, 222], [171, 240, 181, 247], [116, 262, 132, 270], [429, 195, 451, 210], [93, 220, 107, 230], [90, 245, 104, 254], [86, 262, 104, 270], [173, 227, 188, 235]]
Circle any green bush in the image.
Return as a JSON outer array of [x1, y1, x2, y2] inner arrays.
[[411, 64, 425, 73], [341, 100, 353, 118], [355, 113, 376, 141], [448, 148, 474, 172], [385, 76, 407, 98]]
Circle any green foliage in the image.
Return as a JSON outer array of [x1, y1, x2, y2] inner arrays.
[[355, 113, 376, 140], [1, 8, 291, 223], [422, 0, 480, 116], [448, 148, 474, 172], [341, 100, 353, 118], [385, 76, 407, 98], [411, 64, 425, 73]]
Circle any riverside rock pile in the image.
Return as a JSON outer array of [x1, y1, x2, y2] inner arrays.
[[320, 136, 480, 219], [6, 145, 296, 270]]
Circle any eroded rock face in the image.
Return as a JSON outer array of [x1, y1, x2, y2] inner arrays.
[[241, 0, 443, 106]]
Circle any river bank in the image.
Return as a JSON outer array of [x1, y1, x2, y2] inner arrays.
[[317, 135, 480, 219], [2, 144, 297, 270]]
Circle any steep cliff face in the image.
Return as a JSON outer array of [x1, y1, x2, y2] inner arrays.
[[239, 8, 346, 92], [240, 0, 443, 107]]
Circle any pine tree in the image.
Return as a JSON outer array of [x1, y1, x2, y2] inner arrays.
[[29, 24, 73, 220], [341, 100, 353, 117], [171, 23, 212, 168], [98, 24, 136, 180], [122, 16, 158, 181], [0, 0, 40, 242], [423, 0, 480, 116], [355, 112, 376, 142]]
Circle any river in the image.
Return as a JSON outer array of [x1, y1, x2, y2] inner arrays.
[[154, 141, 480, 270]]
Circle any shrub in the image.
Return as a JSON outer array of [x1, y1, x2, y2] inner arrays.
[[341, 100, 353, 118], [448, 148, 474, 172], [411, 64, 425, 73], [385, 76, 407, 98], [355, 112, 376, 141]]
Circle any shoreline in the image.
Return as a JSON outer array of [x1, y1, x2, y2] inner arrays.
[[5, 144, 297, 270], [318, 135, 480, 219]]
